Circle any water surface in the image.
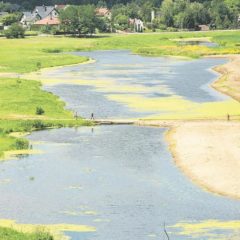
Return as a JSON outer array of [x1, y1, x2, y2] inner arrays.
[[42, 50, 228, 119], [0, 126, 240, 239], [1, 51, 240, 240]]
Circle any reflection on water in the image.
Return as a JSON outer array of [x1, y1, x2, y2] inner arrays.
[[0, 126, 240, 239], [41, 50, 228, 119]]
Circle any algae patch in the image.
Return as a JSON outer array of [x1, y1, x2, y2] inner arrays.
[[170, 220, 240, 239]]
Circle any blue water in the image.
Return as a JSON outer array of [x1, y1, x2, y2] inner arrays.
[[42, 50, 228, 119], [0, 51, 239, 240], [0, 126, 240, 240]]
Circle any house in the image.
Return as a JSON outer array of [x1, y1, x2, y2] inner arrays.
[[96, 7, 111, 19], [198, 24, 210, 31], [55, 5, 68, 11], [129, 18, 144, 32], [20, 5, 59, 28], [34, 16, 60, 27], [34, 5, 58, 20], [20, 11, 39, 27]]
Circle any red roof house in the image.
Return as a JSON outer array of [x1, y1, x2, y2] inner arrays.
[[34, 16, 60, 26]]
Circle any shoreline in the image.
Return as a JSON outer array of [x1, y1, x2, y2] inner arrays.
[[138, 119, 240, 200], [1, 47, 240, 199], [138, 55, 240, 199]]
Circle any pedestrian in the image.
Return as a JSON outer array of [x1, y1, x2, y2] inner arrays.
[[91, 113, 94, 120], [74, 112, 78, 120], [227, 114, 230, 121]]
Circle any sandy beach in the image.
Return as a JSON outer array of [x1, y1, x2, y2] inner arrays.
[[213, 54, 240, 102], [167, 120, 240, 199], [138, 119, 240, 199]]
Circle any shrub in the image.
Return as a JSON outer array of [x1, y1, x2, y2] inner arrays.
[[32, 120, 46, 129], [36, 107, 45, 115], [4, 23, 25, 39], [15, 138, 29, 150], [33, 230, 54, 240], [166, 27, 177, 32]]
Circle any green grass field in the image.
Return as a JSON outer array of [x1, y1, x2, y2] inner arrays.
[[0, 31, 240, 73], [0, 77, 92, 158]]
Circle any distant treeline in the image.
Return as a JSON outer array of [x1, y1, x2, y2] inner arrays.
[[1, 0, 240, 30]]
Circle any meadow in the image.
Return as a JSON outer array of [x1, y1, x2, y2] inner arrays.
[[0, 31, 240, 73], [0, 77, 92, 158]]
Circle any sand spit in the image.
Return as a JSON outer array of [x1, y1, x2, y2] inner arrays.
[[167, 120, 240, 199], [212, 54, 240, 102]]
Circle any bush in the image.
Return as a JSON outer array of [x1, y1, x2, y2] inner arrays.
[[166, 27, 177, 32], [4, 23, 25, 39], [32, 120, 46, 129], [36, 107, 45, 115], [15, 138, 29, 150], [33, 230, 54, 240]]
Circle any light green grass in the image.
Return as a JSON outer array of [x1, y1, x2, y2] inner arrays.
[[0, 77, 92, 157], [0, 227, 53, 240], [0, 119, 92, 158], [0, 37, 90, 73], [0, 78, 72, 119], [1, 31, 240, 73]]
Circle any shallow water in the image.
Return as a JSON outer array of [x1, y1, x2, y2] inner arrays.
[[178, 41, 219, 48], [42, 50, 228, 119], [1, 51, 240, 239], [1, 125, 240, 239]]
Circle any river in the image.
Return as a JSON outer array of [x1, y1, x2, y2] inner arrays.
[[0, 51, 240, 240]]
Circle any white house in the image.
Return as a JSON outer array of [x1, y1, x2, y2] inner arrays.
[[129, 18, 144, 32]]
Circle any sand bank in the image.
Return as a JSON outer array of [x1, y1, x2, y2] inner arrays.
[[165, 120, 240, 199], [212, 54, 240, 102]]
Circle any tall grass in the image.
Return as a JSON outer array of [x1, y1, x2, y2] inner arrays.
[[0, 227, 53, 240]]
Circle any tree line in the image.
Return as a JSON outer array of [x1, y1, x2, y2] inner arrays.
[[1, 0, 240, 31]]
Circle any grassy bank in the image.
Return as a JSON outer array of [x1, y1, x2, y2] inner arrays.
[[0, 77, 92, 158], [0, 31, 240, 73], [0, 227, 53, 240]]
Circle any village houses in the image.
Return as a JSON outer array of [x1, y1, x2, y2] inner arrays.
[[20, 5, 65, 28]]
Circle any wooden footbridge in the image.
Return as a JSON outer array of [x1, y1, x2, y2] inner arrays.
[[91, 119, 137, 125]]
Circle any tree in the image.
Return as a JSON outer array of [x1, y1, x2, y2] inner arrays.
[[0, 13, 20, 26], [210, 0, 231, 29], [4, 23, 25, 38], [159, 0, 174, 27], [114, 14, 129, 30], [59, 5, 98, 36]]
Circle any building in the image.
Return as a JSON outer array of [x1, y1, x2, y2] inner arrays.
[[54, 4, 67, 11], [198, 24, 210, 31], [129, 18, 144, 32], [20, 5, 59, 28], [34, 16, 60, 27], [34, 5, 58, 20], [20, 11, 38, 27], [96, 7, 111, 19]]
